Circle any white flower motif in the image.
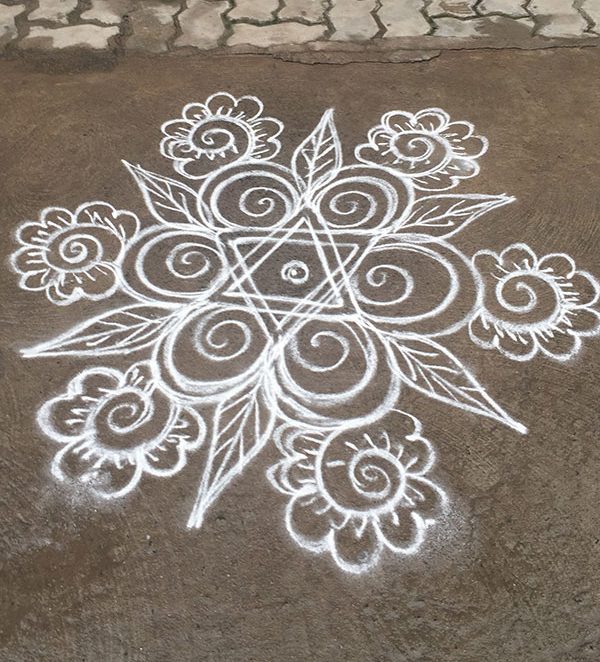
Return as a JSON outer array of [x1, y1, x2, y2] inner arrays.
[[470, 243, 600, 361], [355, 108, 487, 191], [11, 202, 139, 305], [267, 411, 447, 574], [160, 92, 283, 180], [39, 362, 205, 498]]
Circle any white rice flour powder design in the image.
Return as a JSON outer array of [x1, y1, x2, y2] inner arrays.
[[12, 92, 600, 574]]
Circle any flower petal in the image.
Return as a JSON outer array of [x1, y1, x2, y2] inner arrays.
[[38, 393, 94, 441], [382, 111, 416, 133], [375, 509, 424, 553], [231, 95, 264, 121], [362, 410, 420, 456], [78, 264, 119, 297], [413, 167, 457, 191], [75, 202, 139, 239], [442, 122, 487, 158], [182, 102, 210, 122], [250, 116, 282, 139], [40, 207, 75, 231], [537, 328, 581, 361], [161, 137, 196, 160], [21, 269, 52, 291], [538, 253, 576, 278], [495, 327, 538, 361], [51, 443, 143, 499], [405, 476, 447, 519], [468, 314, 497, 349], [401, 436, 435, 476], [567, 308, 600, 336], [87, 456, 143, 499], [124, 361, 155, 391], [332, 517, 383, 573], [445, 156, 479, 181], [12, 246, 48, 275], [355, 144, 391, 167], [138, 408, 206, 476], [285, 490, 339, 551], [441, 121, 473, 142], [169, 407, 206, 452], [499, 243, 538, 271], [472, 250, 501, 279], [278, 426, 324, 458], [142, 438, 186, 477], [204, 92, 238, 117], [569, 271, 600, 308], [77, 368, 122, 400], [414, 108, 450, 132], [268, 459, 317, 495], [162, 119, 194, 140], [51, 441, 97, 482]]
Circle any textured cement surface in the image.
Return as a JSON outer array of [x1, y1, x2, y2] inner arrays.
[[1, 0, 600, 58], [1, 49, 600, 661]]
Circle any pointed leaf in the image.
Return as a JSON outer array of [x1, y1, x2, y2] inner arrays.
[[291, 109, 342, 194], [123, 161, 202, 226], [23, 304, 177, 357], [397, 194, 514, 239], [388, 333, 526, 433], [187, 376, 276, 528]]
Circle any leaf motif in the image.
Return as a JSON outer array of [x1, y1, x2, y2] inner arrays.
[[388, 333, 527, 433], [291, 109, 342, 195], [22, 304, 178, 357], [397, 194, 515, 239], [187, 376, 276, 529], [123, 161, 201, 226]]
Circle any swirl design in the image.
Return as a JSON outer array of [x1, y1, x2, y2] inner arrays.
[[351, 240, 478, 336], [491, 273, 560, 326], [314, 165, 412, 230], [275, 319, 400, 427], [318, 440, 406, 514], [389, 132, 450, 176], [189, 118, 252, 162], [199, 162, 300, 229], [46, 227, 121, 271], [122, 227, 226, 303], [93, 387, 175, 452], [157, 305, 271, 401]]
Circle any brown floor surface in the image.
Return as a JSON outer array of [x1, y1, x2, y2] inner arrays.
[[1, 49, 600, 661]]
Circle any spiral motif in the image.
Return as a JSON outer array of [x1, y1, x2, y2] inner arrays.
[[351, 240, 478, 336], [275, 319, 400, 427], [122, 227, 226, 303], [157, 305, 271, 401], [46, 227, 121, 271], [189, 118, 253, 163], [490, 272, 561, 327], [314, 165, 412, 231], [318, 436, 406, 513], [199, 162, 300, 229], [389, 132, 451, 176], [92, 387, 175, 453]]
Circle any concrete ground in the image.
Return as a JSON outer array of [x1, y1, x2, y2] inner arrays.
[[0, 0, 599, 59], [1, 46, 600, 661]]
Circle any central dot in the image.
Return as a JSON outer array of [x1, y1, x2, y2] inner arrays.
[[281, 260, 310, 285]]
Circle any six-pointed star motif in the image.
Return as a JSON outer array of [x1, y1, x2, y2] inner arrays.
[[218, 210, 367, 330]]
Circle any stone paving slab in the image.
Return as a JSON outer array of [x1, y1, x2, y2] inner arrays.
[[1, 0, 599, 58], [1, 48, 600, 661]]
